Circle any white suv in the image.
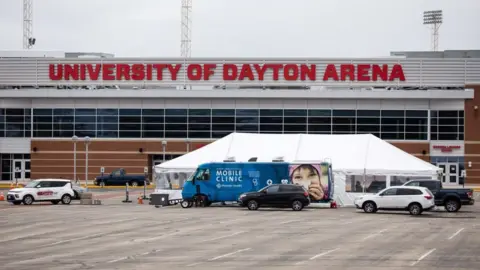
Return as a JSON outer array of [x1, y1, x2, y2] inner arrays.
[[354, 186, 435, 215], [7, 179, 75, 205]]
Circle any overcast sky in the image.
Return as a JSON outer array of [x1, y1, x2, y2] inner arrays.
[[0, 0, 478, 57]]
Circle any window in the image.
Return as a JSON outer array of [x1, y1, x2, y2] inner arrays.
[[266, 185, 280, 193], [194, 169, 210, 180], [164, 109, 187, 138], [188, 108, 211, 137], [6, 108, 29, 137], [431, 110, 464, 140], [260, 109, 283, 117], [356, 110, 380, 137], [279, 185, 301, 192], [397, 188, 422, 195], [236, 109, 259, 117], [332, 110, 355, 134], [380, 188, 397, 196], [404, 181, 420, 187], [212, 109, 234, 116]]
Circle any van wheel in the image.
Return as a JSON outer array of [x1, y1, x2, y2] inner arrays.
[[130, 181, 138, 187], [23, 195, 34, 205], [408, 203, 422, 215], [445, 199, 460, 212], [247, 200, 259, 210], [181, 200, 191, 208], [362, 201, 377, 213], [292, 200, 303, 211], [61, 194, 72, 205]]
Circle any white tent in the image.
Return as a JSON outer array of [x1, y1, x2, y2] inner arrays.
[[155, 133, 441, 205], [158, 133, 439, 175]]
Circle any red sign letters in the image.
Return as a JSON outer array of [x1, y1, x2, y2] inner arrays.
[[48, 63, 406, 82], [432, 145, 461, 153]]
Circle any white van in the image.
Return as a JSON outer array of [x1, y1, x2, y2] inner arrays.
[[7, 179, 75, 205]]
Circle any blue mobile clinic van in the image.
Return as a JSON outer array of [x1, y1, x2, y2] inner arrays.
[[180, 161, 334, 208]]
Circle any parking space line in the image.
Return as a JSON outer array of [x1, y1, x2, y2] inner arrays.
[[309, 247, 340, 260], [209, 248, 251, 261], [200, 231, 246, 242], [361, 229, 388, 241], [295, 248, 339, 265], [39, 232, 106, 247], [447, 228, 465, 240], [280, 219, 301, 225], [410, 248, 436, 266]]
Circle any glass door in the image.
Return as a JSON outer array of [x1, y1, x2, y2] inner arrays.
[[11, 159, 30, 182], [12, 160, 23, 182], [447, 163, 458, 184], [437, 163, 446, 183], [24, 160, 31, 181]]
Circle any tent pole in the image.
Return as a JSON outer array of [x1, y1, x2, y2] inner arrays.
[[362, 168, 366, 193], [362, 135, 372, 194]]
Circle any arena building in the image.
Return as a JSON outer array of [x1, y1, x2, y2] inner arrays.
[[0, 50, 479, 187]]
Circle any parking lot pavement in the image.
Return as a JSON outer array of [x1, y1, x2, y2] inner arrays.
[[1, 204, 479, 270]]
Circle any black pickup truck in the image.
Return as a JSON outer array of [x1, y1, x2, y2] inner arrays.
[[94, 168, 149, 187], [403, 179, 474, 212]]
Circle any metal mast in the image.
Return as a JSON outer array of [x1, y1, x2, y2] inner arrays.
[[181, 0, 192, 58], [423, 10, 443, 52], [23, 0, 35, 49]]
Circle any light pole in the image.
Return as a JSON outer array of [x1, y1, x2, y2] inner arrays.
[[423, 10, 443, 51], [72, 135, 78, 183], [162, 140, 167, 162], [84, 136, 91, 192]]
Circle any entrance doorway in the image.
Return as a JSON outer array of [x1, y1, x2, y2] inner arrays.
[[12, 159, 31, 182], [437, 163, 458, 185]]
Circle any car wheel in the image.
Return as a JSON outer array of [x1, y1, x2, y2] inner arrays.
[[292, 200, 303, 211], [445, 200, 460, 212], [408, 203, 422, 215], [130, 181, 138, 187], [23, 195, 34, 205], [12, 202, 21, 205], [61, 194, 72, 205], [181, 200, 191, 208], [247, 200, 259, 210], [362, 201, 376, 213], [51, 200, 60, 205]]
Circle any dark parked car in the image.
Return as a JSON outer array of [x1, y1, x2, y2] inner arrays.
[[403, 179, 475, 212], [238, 184, 310, 211], [94, 168, 148, 187]]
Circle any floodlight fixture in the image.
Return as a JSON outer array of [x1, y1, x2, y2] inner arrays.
[[423, 10, 443, 51]]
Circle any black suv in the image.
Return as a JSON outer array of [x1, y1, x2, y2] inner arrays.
[[238, 184, 310, 211]]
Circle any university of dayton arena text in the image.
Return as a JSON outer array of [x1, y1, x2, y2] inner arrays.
[[0, 50, 480, 187]]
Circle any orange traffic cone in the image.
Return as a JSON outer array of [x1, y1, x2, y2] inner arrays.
[[137, 196, 143, 204], [0, 192, 5, 201]]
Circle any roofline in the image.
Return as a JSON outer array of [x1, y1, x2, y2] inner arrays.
[[0, 89, 474, 100]]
